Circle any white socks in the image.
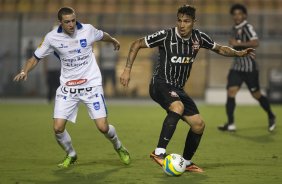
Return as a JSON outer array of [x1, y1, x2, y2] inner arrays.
[[55, 125, 121, 156], [155, 148, 166, 155], [185, 159, 191, 166], [55, 129, 76, 157], [105, 125, 122, 150]]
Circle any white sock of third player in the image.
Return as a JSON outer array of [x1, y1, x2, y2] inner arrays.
[[55, 129, 76, 157], [105, 124, 122, 150]]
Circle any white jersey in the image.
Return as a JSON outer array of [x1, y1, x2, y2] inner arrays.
[[34, 22, 104, 88]]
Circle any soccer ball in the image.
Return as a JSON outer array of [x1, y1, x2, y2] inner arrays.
[[162, 153, 186, 176]]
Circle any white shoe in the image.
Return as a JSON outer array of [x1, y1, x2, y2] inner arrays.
[[218, 123, 236, 132], [268, 116, 276, 132]]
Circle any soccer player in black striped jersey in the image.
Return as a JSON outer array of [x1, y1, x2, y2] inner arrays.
[[120, 5, 254, 172], [218, 4, 276, 132]]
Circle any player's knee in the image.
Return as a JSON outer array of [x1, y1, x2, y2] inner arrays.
[[97, 122, 109, 134], [227, 87, 238, 97], [98, 126, 109, 134], [53, 126, 65, 134], [169, 101, 184, 115], [192, 119, 205, 134], [53, 119, 67, 134], [94, 118, 109, 133], [251, 91, 261, 99]]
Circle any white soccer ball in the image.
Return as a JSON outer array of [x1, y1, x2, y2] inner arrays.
[[162, 153, 186, 176]]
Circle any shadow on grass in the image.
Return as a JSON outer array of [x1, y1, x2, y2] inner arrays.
[[156, 172, 208, 184], [217, 125, 277, 143], [230, 133, 275, 143], [27, 158, 131, 184], [202, 162, 254, 170]]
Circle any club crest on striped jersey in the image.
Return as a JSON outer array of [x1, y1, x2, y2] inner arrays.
[[192, 41, 200, 51], [169, 91, 179, 97]]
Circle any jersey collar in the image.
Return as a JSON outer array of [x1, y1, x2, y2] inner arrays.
[[235, 20, 248, 29], [57, 21, 83, 33]]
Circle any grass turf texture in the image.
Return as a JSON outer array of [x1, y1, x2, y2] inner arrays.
[[0, 103, 281, 184]]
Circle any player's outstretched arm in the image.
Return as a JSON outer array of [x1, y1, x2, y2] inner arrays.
[[13, 56, 39, 82], [212, 44, 255, 58], [101, 32, 120, 51], [120, 38, 147, 87]]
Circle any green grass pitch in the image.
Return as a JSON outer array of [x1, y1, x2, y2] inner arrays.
[[0, 102, 281, 184]]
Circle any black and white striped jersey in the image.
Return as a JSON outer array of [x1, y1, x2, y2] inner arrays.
[[145, 27, 215, 89], [231, 20, 258, 72]]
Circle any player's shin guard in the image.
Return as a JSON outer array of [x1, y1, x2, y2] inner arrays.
[[226, 97, 235, 124], [55, 129, 76, 157], [157, 111, 181, 149], [104, 124, 122, 150], [183, 129, 203, 160]]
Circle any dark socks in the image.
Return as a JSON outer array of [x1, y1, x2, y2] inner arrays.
[[157, 111, 181, 149], [183, 129, 203, 160], [226, 97, 235, 124], [258, 96, 275, 119]]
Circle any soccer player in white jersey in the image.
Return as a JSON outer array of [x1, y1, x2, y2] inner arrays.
[[14, 7, 130, 168]]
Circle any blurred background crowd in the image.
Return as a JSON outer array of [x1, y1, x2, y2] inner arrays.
[[0, 0, 281, 103]]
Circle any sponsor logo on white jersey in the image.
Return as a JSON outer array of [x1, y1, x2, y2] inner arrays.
[[66, 79, 87, 86], [68, 48, 81, 54], [58, 43, 68, 48]]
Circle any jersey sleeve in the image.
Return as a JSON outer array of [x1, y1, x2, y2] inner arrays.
[[144, 30, 167, 48], [34, 34, 54, 60], [90, 25, 104, 42], [199, 31, 216, 50], [246, 24, 258, 40]]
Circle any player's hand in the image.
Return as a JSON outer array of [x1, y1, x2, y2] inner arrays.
[[238, 48, 256, 59], [120, 68, 131, 87], [13, 71, 28, 82], [112, 38, 120, 51]]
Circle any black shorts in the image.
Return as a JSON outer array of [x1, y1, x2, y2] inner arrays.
[[149, 80, 199, 116], [227, 70, 260, 92]]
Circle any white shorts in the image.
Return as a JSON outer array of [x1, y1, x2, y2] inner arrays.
[[54, 85, 107, 123]]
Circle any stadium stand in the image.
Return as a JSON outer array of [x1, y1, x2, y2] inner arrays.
[[0, 0, 281, 100]]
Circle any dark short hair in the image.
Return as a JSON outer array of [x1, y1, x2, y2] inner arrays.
[[57, 7, 75, 21], [230, 4, 247, 15], [177, 5, 196, 20]]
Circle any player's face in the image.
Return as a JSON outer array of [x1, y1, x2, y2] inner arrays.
[[60, 13, 76, 35], [177, 14, 195, 38], [232, 9, 246, 25]]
